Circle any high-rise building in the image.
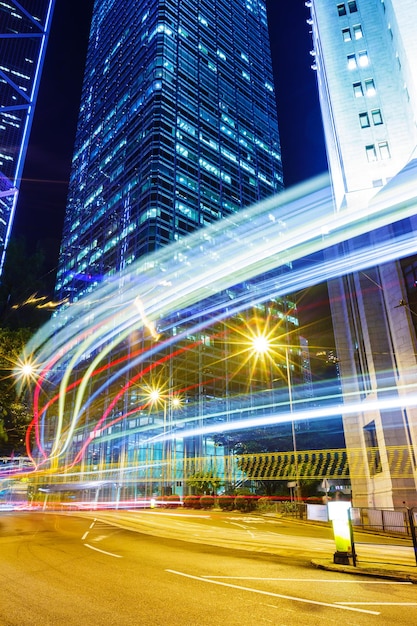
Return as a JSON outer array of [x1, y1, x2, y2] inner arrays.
[[55, 0, 283, 304], [45, 0, 304, 496], [0, 0, 55, 274], [308, 0, 417, 507]]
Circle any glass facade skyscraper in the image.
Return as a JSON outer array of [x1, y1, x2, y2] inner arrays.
[[36, 0, 307, 499], [55, 0, 283, 303], [0, 0, 55, 274]]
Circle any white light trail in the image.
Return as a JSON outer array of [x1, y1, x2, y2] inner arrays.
[[19, 164, 417, 461]]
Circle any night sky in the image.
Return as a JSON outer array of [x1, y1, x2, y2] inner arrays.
[[13, 0, 331, 346]]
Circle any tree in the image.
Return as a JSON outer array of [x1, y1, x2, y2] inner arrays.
[[0, 327, 33, 454], [186, 470, 222, 495]]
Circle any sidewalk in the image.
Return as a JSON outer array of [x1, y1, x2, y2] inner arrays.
[[266, 512, 417, 583], [311, 557, 417, 583]]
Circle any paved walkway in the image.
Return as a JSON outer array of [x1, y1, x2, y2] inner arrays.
[[312, 557, 417, 583]]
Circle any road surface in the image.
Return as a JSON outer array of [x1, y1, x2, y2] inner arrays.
[[0, 511, 415, 625]]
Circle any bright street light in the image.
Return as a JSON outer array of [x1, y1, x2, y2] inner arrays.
[[251, 333, 300, 501]]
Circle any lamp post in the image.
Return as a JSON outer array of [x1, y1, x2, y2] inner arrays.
[[148, 388, 181, 497], [252, 335, 299, 501], [284, 345, 300, 502]]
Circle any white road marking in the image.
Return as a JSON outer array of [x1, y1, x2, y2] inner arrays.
[[202, 576, 411, 583], [336, 602, 417, 606], [226, 517, 265, 522], [132, 510, 211, 518], [228, 522, 256, 538], [81, 531, 89, 541], [84, 543, 122, 558], [89, 521, 96, 529], [166, 569, 379, 615]]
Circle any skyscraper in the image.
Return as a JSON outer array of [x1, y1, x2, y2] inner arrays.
[[0, 0, 55, 274], [55, 0, 283, 304], [45, 1, 304, 495], [308, 0, 417, 507]]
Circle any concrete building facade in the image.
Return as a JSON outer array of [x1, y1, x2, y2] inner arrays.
[[309, 0, 417, 507]]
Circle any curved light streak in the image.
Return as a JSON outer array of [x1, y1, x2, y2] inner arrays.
[[18, 165, 417, 463]]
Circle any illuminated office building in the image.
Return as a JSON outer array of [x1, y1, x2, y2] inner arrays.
[[309, 0, 417, 506], [0, 0, 55, 274], [55, 0, 283, 303], [49, 0, 304, 495]]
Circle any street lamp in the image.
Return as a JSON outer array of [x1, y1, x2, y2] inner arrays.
[[148, 387, 181, 496], [251, 334, 299, 500]]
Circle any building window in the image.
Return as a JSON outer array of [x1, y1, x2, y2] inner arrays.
[[353, 82, 363, 97], [365, 78, 376, 95], [347, 54, 357, 69], [353, 24, 363, 39], [371, 109, 383, 125], [364, 421, 382, 476], [365, 144, 377, 162], [379, 141, 390, 159], [359, 112, 370, 128], [348, 0, 358, 12], [337, 3, 347, 16], [358, 51, 369, 67], [342, 27, 351, 41]]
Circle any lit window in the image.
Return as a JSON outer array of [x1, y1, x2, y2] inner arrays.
[[348, 1, 358, 13], [366, 144, 377, 162], [353, 82, 363, 97], [365, 78, 376, 96], [371, 109, 383, 125], [342, 28, 351, 41], [337, 3, 347, 16], [359, 112, 370, 128], [358, 51, 369, 67], [347, 54, 357, 69], [353, 24, 363, 39], [379, 141, 390, 159]]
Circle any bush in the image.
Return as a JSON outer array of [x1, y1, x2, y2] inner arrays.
[[235, 494, 257, 513], [256, 496, 271, 512], [184, 495, 201, 509], [200, 495, 215, 509], [217, 495, 235, 511], [166, 494, 181, 508]]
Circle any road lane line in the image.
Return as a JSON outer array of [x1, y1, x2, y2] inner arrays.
[[133, 511, 211, 518], [202, 576, 411, 583], [81, 531, 89, 540], [336, 602, 417, 606], [84, 543, 122, 558], [228, 522, 256, 538], [166, 569, 379, 615]]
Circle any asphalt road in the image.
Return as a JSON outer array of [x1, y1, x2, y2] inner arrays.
[[1, 511, 416, 626]]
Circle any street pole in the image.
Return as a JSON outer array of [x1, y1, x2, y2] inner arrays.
[[285, 346, 299, 503], [163, 400, 167, 496]]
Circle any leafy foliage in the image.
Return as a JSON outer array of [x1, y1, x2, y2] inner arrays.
[[0, 327, 33, 454], [186, 470, 222, 495]]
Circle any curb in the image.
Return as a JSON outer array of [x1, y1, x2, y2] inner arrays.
[[311, 558, 417, 583]]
